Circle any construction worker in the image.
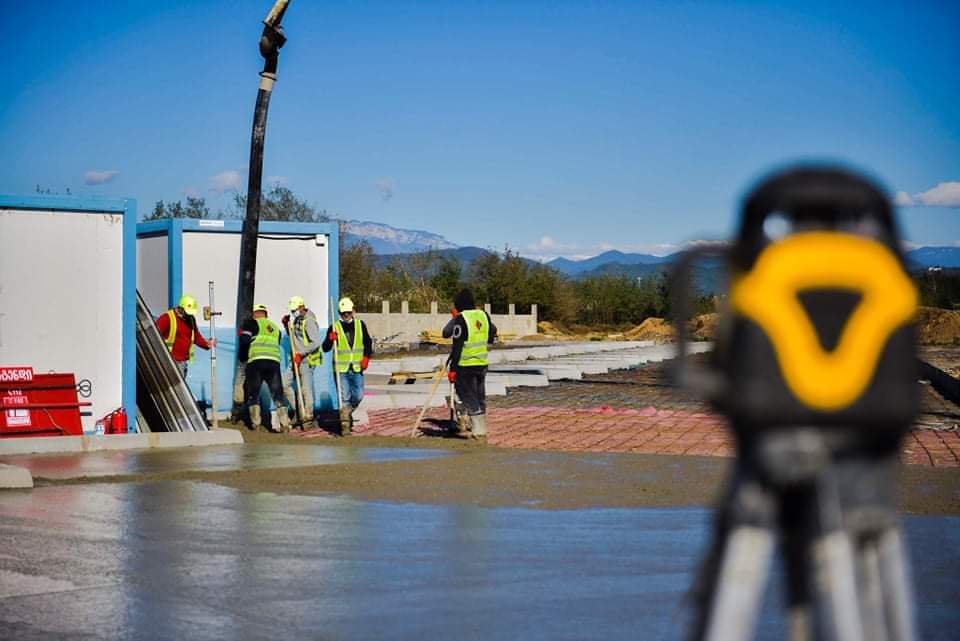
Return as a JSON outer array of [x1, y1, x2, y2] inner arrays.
[[155, 294, 215, 379], [443, 289, 497, 440], [238, 304, 292, 433], [281, 295, 323, 427], [322, 297, 373, 435]]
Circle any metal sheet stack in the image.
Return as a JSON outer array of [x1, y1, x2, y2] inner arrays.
[[135, 292, 209, 432]]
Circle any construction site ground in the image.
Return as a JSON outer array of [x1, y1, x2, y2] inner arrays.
[[2, 350, 958, 639]]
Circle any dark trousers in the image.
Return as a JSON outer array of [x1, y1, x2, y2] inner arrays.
[[454, 365, 487, 415], [244, 360, 288, 409]]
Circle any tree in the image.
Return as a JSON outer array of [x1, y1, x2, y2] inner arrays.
[[143, 197, 209, 221], [227, 185, 329, 222], [340, 240, 377, 311], [431, 255, 463, 304]]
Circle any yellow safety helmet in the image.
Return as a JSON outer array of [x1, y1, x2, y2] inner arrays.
[[178, 294, 198, 316], [338, 297, 355, 313], [288, 295, 306, 311], [252, 304, 269, 315]]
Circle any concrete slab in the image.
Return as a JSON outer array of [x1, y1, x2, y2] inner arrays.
[[0, 463, 32, 489], [0, 429, 244, 457], [361, 394, 449, 410], [0, 482, 955, 640], [505, 363, 583, 380], [485, 372, 550, 387], [0, 443, 448, 481]]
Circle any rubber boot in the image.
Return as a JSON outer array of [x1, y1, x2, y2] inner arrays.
[[339, 406, 352, 437], [469, 414, 487, 441], [249, 405, 262, 431], [276, 407, 292, 432]]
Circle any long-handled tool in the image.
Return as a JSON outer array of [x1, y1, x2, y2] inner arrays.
[[329, 297, 343, 408], [409, 362, 447, 438], [285, 317, 307, 427], [203, 281, 223, 429]]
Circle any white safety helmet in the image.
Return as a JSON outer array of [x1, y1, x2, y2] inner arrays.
[[288, 295, 306, 311], [338, 297, 355, 313]]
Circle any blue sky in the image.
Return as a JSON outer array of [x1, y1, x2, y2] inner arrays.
[[2, 0, 958, 259]]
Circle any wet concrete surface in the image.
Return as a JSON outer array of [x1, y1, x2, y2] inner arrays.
[[0, 444, 449, 481], [0, 482, 957, 641]]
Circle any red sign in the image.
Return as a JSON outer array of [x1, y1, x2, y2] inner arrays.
[[0, 367, 34, 383]]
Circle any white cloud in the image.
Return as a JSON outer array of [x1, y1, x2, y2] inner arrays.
[[209, 170, 243, 195], [895, 181, 960, 208], [84, 170, 119, 185], [915, 181, 960, 207], [375, 177, 397, 202], [894, 191, 914, 207]]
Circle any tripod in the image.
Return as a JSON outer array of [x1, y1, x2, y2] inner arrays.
[[687, 429, 916, 641]]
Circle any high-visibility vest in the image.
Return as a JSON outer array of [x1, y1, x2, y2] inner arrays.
[[294, 311, 322, 367], [336, 319, 364, 373], [249, 318, 282, 363], [458, 309, 489, 367], [164, 310, 195, 362]]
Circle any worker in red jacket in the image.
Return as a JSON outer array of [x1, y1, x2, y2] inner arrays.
[[155, 294, 215, 379]]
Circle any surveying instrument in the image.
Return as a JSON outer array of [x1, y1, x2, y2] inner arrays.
[[673, 167, 919, 641]]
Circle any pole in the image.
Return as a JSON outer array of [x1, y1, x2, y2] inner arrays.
[[329, 297, 342, 409], [233, 0, 292, 414], [286, 317, 307, 425], [207, 281, 221, 430]]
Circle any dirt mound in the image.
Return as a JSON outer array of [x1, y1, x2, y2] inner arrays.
[[624, 317, 675, 342], [624, 314, 718, 343], [529, 321, 576, 341], [917, 306, 960, 345]]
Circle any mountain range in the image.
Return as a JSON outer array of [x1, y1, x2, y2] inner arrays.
[[342, 220, 457, 254], [345, 220, 960, 279]]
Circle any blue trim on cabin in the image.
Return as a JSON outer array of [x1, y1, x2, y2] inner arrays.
[[326, 224, 341, 409], [0, 193, 129, 213], [169, 218, 184, 308], [121, 199, 138, 431]]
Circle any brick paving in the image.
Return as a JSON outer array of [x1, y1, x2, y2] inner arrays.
[[290, 358, 960, 468]]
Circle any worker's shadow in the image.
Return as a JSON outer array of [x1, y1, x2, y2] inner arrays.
[[418, 418, 467, 439]]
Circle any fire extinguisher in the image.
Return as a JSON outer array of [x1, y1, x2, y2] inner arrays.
[[111, 407, 128, 434]]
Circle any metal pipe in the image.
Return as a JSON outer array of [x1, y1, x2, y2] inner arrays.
[[234, 0, 292, 413]]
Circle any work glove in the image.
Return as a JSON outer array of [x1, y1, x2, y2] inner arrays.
[[327, 330, 337, 342], [281, 314, 290, 327], [361, 356, 370, 371], [447, 370, 457, 383], [293, 353, 304, 365], [208, 338, 217, 348]]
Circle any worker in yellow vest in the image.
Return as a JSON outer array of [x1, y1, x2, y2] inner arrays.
[[322, 297, 373, 435], [442, 289, 497, 440], [155, 294, 214, 379], [238, 304, 292, 433], [281, 295, 323, 427]]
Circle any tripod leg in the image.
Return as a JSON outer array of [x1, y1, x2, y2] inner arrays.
[[811, 530, 865, 641], [876, 528, 917, 641], [857, 537, 889, 641], [697, 525, 775, 641]]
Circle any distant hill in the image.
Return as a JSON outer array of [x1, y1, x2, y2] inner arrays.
[[576, 260, 724, 294], [374, 246, 541, 271], [547, 250, 669, 275], [906, 247, 960, 269], [342, 220, 458, 254]]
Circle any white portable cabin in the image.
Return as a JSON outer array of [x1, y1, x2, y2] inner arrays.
[[136, 219, 340, 413], [0, 194, 137, 433]]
